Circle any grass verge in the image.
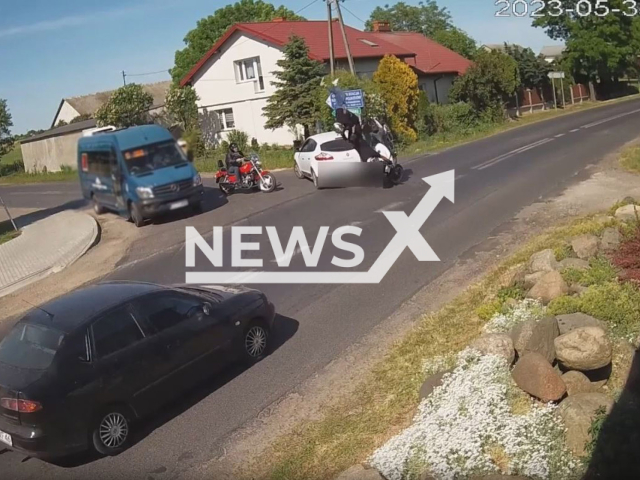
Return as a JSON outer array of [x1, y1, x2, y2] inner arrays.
[[195, 149, 294, 172], [0, 170, 77, 185], [0, 229, 21, 246], [253, 215, 616, 480], [620, 144, 640, 174]]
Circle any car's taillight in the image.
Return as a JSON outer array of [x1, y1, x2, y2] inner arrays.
[[315, 152, 334, 161], [1, 398, 42, 413]]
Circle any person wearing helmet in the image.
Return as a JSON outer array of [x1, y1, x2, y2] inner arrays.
[[225, 143, 244, 183]]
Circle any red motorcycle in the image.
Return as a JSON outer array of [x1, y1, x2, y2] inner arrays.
[[216, 153, 276, 195]]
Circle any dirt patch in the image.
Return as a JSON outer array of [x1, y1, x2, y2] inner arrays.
[[0, 213, 139, 335], [192, 138, 640, 480]]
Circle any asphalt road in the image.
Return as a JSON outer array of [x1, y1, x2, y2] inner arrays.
[[2, 99, 640, 479]]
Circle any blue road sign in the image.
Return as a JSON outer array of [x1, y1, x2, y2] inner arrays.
[[329, 89, 365, 109]]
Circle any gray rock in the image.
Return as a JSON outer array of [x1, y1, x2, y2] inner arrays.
[[615, 204, 640, 222], [600, 227, 621, 251], [512, 352, 567, 402], [555, 327, 613, 371], [524, 271, 546, 289], [335, 465, 386, 480], [571, 234, 600, 260], [529, 249, 559, 272], [419, 370, 450, 400], [512, 317, 559, 363], [500, 264, 527, 288], [570, 284, 588, 296], [470, 334, 515, 364], [559, 258, 590, 271], [562, 371, 595, 396], [526, 271, 570, 304], [557, 313, 605, 335], [557, 392, 614, 457]]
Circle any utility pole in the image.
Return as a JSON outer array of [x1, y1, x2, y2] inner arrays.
[[122, 70, 127, 86], [327, 0, 335, 76], [333, 0, 355, 75]]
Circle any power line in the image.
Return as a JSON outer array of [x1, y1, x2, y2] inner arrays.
[[126, 69, 170, 77], [340, 2, 367, 26]]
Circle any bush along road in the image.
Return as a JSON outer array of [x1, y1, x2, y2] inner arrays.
[[2, 98, 640, 480]]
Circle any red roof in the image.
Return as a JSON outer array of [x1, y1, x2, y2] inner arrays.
[[370, 32, 472, 75], [181, 21, 415, 86]]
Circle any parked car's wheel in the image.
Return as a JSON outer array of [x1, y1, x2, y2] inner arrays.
[[242, 321, 270, 364], [128, 202, 145, 228], [293, 161, 304, 179], [92, 195, 105, 215], [91, 406, 132, 456], [259, 173, 276, 193]]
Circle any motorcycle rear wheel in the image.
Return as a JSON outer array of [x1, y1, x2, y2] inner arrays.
[[219, 183, 233, 195]]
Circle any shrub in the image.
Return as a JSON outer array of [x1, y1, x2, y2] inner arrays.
[[183, 128, 205, 158], [561, 257, 618, 287], [554, 244, 574, 261], [483, 298, 546, 333], [431, 102, 481, 135], [549, 282, 640, 340], [226, 130, 249, 151], [613, 228, 640, 283], [251, 137, 259, 150]]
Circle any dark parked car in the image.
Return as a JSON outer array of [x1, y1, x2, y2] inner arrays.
[[0, 281, 275, 459]]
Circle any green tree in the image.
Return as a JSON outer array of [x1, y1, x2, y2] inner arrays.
[[56, 119, 68, 127], [70, 113, 92, 123], [263, 35, 325, 138], [95, 84, 154, 128], [0, 99, 13, 157], [164, 84, 200, 130], [171, 0, 304, 82], [432, 27, 477, 60], [373, 55, 420, 144], [366, 1, 452, 37], [504, 44, 551, 90], [533, 0, 639, 94], [450, 49, 519, 119]]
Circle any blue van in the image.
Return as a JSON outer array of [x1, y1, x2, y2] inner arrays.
[[77, 125, 204, 227]]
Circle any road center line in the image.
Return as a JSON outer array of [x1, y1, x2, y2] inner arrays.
[[472, 138, 553, 171], [581, 107, 640, 129], [555, 133, 565, 138], [570, 129, 580, 132]]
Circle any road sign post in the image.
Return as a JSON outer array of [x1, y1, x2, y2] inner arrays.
[[548, 72, 565, 110]]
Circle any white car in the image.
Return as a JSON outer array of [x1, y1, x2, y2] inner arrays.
[[293, 132, 360, 188]]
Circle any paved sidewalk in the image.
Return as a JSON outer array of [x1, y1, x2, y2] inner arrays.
[[0, 210, 98, 298]]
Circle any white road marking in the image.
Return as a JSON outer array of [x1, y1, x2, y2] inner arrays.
[[375, 201, 405, 213], [472, 138, 554, 171], [555, 133, 565, 138], [9, 191, 68, 195], [570, 128, 580, 133], [455, 174, 466, 181], [581, 107, 640, 129]]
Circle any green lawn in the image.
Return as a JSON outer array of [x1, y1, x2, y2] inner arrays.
[[620, 144, 640, 174], [0, 229, 21, 246], [0, 143, 22, 166]]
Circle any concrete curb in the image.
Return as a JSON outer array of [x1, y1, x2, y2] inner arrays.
[[0, 211, 99, 298]]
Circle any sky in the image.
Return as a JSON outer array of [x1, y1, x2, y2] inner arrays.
[[0, 0, 562, 134]]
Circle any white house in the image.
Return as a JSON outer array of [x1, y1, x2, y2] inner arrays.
[[540, 45, 566, 64], [180, 19, 472, 147], [51, 81, 171, 128]]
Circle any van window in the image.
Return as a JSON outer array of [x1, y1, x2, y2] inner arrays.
[[123, 141, 187, 176], [86, 150, 115, 176], [0, 323, 65, 370]]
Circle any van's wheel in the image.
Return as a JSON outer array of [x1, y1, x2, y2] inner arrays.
[[191, 200, 203, 214], [128, 202, 145, 228], [294, 162, 304, 179], [91, 406, 132, 456], [92, 195, 104, 215], [242, 321, 270, 364]]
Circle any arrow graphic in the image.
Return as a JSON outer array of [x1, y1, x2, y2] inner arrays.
[[186, 170, 455, 284]]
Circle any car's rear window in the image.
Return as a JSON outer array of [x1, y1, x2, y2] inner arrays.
[[320, 139, 354, 152], [0, 323, 65, 370]]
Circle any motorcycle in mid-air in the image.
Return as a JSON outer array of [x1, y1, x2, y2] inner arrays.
[[216, 153, 277, 195]]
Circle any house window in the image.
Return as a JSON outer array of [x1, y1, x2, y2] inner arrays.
[[215, 108, 235, 130], [236, 57, 265, 92]]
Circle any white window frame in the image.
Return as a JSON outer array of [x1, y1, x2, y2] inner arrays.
[[235, 56, 265, 92], [215, 108, 235, 131]]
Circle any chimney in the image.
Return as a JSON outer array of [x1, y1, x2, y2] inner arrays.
[[272, 17, 286, 23], [372, 20, 391, 33]]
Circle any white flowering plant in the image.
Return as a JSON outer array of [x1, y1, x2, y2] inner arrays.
[[370, 349, 580, 480], [483, 298, 546, 334]]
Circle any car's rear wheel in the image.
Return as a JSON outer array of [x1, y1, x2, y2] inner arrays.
[[294, 162, 304, 179], [91, 406, 131, 456], [128, 202, 145, 228], [242, 321, 270, 364], [92, 195, 104, 215]]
